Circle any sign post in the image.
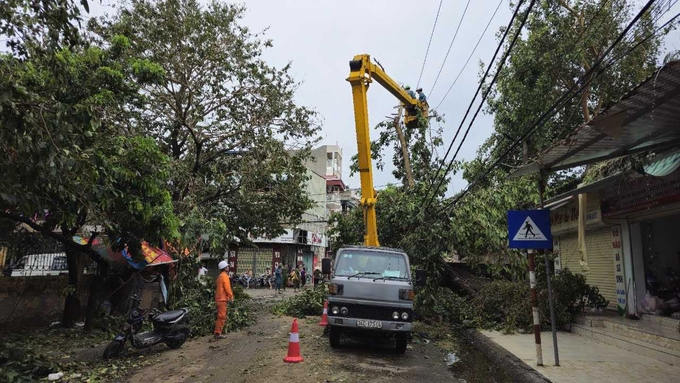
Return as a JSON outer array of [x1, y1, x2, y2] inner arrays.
[[508, 209, 557, 367]]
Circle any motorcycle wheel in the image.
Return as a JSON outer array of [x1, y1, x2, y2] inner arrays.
[[103, 340, 125, 360], [165, 327, 190, 349]]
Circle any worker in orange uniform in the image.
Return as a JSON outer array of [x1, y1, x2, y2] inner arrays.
[[214, 260, 234, 340]]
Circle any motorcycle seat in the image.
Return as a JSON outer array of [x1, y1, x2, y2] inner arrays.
[[154, 309, 187, 323]]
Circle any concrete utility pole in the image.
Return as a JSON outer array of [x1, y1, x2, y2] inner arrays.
[[393, 105, 415, 188]]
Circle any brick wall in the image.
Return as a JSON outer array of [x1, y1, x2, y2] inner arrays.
[[0, 275, 92, 329]]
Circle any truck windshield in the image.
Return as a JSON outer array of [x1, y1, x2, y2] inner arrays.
[[335, 251, 409, 279]]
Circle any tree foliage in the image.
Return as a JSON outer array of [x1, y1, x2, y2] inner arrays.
[[0, 0, 178, 327], [481, 0, 664, 172], [91, 0, 321, 254]]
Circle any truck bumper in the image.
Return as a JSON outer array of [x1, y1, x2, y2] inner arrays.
[[327, 316, 412, 332]]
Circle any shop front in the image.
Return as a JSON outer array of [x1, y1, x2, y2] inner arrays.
[[601, 161, 680, 319], [550, 193, 621, 310]]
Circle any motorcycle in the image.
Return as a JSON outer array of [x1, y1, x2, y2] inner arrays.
[[103, 294, 190, 359]]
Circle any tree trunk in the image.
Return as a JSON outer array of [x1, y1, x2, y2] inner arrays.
[[84, 262, 109, 333], [62, 246, 81, 327], [394, 105, 415, 187]]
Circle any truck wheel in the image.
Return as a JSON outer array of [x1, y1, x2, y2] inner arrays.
[[395, 333, 407, 354], [329, 325, 341, 348]]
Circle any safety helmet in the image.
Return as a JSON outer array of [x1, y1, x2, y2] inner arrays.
[[404, 85, 411, 90], [218, 260, 228, 270], [416, 87, 423, 92]]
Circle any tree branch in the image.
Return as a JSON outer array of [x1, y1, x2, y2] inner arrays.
[[0, 211, 104, 264]]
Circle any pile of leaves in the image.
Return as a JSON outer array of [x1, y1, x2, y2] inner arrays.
[[169, 258, 255, 336], [0, 343, 57, 383], [273, 284, 328, 318], [414, 286, 473, 325], [469, 267, 609, 333]]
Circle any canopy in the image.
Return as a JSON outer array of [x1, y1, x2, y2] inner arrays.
[[72, 236, 177, 269], [511, 60, 680, 178]]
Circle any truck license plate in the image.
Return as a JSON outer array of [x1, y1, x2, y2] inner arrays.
[[356, 319, 383, 329]]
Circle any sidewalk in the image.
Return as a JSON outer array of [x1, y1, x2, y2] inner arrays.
[[481, 330, 680, 383]]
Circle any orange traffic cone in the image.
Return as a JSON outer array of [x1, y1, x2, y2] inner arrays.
[[283, 318, 304, 363], [319, 300, 329, 327]]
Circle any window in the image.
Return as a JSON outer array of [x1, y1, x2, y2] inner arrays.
[[51, 256, 68, 270], [335, 250, 409, 279]]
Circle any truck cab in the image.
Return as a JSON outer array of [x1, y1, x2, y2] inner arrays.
[[324, 246, 425, 353]]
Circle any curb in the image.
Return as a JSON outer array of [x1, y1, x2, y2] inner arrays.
[[462, 329, 551, 383]]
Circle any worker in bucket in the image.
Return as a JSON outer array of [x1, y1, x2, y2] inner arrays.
[[416, 87, 427, 104], [404, 85, 416, 99], [214, 260, 234, 340]]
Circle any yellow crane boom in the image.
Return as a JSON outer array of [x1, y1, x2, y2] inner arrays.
[[346, 54, 428, 247]]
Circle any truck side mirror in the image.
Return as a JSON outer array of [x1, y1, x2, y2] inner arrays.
[[322, 258, 332, 275], [415, 269, 427, 287]]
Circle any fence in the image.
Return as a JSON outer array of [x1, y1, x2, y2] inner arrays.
[[6, 252, 98, 277]]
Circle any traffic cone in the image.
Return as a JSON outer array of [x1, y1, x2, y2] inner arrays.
[[318, 300, 329, 327], [283, 318, 304, 363]]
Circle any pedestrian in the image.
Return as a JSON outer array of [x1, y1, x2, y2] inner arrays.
[[275, 264, 283, 294], [291, 268, 300, 293], [214, 260, 234, 340], [313, 268, 322, 286], [300, 266, 307, 289], [266, 267, 273, 290]]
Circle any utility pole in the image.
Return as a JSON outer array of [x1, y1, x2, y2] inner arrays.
[[393, 105, 415, 187]]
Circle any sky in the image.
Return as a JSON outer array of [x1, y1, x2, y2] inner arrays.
[[87, 0, 679, 195]]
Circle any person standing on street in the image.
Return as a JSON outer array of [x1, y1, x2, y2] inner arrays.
[[300, 266, 307, 289], [275, 264, 283, 294], [214, 261, 234, 340]]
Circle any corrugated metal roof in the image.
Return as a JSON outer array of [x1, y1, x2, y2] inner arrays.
[[511, 60, 680, 178]]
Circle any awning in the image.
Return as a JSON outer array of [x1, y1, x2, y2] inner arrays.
[[543, 172, 626, 208], [72, 236, 177, 269], [643, 149, 680, 177], [511, 60, 680, 178]]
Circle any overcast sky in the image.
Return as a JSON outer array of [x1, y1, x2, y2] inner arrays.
[[88, 0, 679, 194]]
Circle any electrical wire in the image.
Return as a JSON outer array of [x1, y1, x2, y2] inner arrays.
[[429, 0, 472, 94], [433, 0, 505, 111], [420, 0, 530, 213], [437, 1, 669, 216], [423, 0, 620, 211], [416, 0, 444, 89]]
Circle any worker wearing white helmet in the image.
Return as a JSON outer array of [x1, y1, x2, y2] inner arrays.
[[214, 260, 234, 339]]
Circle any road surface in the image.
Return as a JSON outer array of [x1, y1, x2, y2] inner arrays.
[[126, 289, 513, 383]]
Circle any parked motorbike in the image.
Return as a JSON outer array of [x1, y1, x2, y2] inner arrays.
[[103, 294, 190, 359]]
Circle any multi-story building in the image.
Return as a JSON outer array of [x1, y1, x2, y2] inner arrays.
[[216, 144, 360, 277]]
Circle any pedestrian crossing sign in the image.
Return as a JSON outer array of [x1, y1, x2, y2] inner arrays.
[[507, 210, 552, 249]]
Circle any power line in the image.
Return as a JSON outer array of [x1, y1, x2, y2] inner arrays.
[[433, 0, 505, 111], [416, 0, 444, 89], [423, 0, 537, 214], [429, 0, 472, 94], [420, 0, 530, 213], [438, 0, 666, 215], [424, 0, 618, 211]]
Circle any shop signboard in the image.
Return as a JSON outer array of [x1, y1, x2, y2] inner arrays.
[[601, 169, 680, 218], [550, 198, 603, 235], [611, 226, 626, 314]]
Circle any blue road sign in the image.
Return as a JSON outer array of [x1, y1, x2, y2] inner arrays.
[[508, 210, 552, 249]]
